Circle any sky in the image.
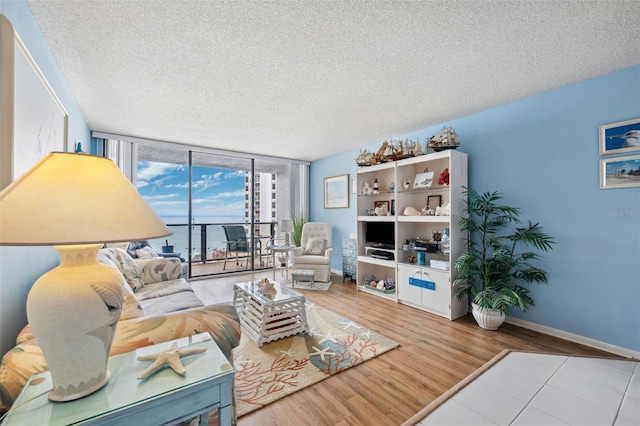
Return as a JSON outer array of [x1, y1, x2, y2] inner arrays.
[[136, 160, 246, 223]]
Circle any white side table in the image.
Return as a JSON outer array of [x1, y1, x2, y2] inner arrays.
[[267, 244, 296, 281], [2, 334, 234, 425]]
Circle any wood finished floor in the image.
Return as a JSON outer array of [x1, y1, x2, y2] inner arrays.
[[191, 272, 620, 426]]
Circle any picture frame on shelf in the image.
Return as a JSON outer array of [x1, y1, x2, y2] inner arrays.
[[413, 172, 434, 189], [373, 200, 390, 215], [0, 16, 68, 190], [599, 117, 640, 156], [324, 174, 349, 208], [600, 154, 640, 189], [427, 195, 442, 210]]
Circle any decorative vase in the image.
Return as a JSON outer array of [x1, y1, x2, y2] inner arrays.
[[27, 244, 124, 400], [471, 303, 505, 330]]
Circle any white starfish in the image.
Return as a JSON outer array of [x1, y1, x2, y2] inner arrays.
[[339, 320, 362, 330], [137, 342, 207, 380], [360, 331, 373, 339], [279, 349, 295, 359], [317, 329, 341, 344], [309, 346, 335, 362]]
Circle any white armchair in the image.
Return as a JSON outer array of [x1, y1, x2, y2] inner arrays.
[[291, 222, 332, 282]]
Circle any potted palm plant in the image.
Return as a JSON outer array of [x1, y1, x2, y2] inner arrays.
[[291, 211, 308, 247], [454, 188, 555, 330]]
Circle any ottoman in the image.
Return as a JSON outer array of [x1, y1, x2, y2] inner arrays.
[[292, 269, 315, 288]]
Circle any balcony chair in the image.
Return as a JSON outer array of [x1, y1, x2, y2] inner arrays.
[[222, 225, 261, 270], [291, 222, 332, 282]]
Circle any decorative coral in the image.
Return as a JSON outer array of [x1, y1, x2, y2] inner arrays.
[[438, 168, 450, 185]]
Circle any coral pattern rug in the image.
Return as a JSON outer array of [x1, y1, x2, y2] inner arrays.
[[233, 302, 399, 417]]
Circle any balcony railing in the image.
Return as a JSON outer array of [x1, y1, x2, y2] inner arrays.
[[146, 221, 277, 278]]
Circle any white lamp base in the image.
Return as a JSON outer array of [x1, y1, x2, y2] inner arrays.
[[26, 244, 124, 401]]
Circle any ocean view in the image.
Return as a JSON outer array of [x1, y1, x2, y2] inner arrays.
[[146, 216, 276, 259]]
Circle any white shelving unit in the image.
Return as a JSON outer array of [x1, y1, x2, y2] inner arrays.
[[355, 149, 468, 320]]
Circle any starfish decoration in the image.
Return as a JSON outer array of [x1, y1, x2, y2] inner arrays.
[[279, 349, 295, 359], [338, 320, 362, 330], [137, 342, 207, 380], [317, 329, 341, 344], [309, 345, 335, 362], [360, 330, 373, 339]]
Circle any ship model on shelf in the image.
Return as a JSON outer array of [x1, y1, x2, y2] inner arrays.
[[355, 127, 460, 167], [427, 127, 460, 152]]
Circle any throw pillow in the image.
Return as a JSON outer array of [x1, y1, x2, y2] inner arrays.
[[121, 285, 146, 320], [108, 248, 145, 291], [304, 238, 325, 255], [105, 242, 130, 251], [135, 247, 156, 259]]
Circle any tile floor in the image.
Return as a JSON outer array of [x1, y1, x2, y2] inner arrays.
[[418, 352, 639, 426], [189, 269, 280, 305]]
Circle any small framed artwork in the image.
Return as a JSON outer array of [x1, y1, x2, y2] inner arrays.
[[600, 154, 640, 189], [324, 174, 349, 208], [373, 200, 390, 211], [413, 172, 434, 189], [599, 117, 640, 156], [427, 195, 442, 209]]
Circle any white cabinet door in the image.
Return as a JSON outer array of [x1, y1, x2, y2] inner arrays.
[[398, 264, 422, 304], [420, 268, 451, 316]]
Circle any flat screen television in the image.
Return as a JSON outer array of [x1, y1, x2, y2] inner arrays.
[[365, 221, 395, 249]]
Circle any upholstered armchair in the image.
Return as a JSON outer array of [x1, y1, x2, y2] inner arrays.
[[291, 222, 332, 282]]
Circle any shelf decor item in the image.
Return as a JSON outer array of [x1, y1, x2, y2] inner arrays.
[[453, 188, 555, 330], [373, 200, 390, 216], [0, 153, 171, 401], [413, 171, 434, 189], [428, 127, 460, 152]]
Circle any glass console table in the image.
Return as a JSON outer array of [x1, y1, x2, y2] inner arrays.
[[2, 334, 234, 425]]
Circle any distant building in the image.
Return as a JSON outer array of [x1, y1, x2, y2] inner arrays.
[[244, 172, 276, 235]]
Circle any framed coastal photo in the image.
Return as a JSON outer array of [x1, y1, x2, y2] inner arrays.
[[0, 16, 68, 190], [600, 154, 640, 189], [413, 171, 434, 189], [427, 195, 442, 209], [373, 200, 390, 212], [599, 117, 640, 156], [324, 174, 349, 208]]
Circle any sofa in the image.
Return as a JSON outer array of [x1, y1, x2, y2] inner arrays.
[[0, 247, 241, 416]]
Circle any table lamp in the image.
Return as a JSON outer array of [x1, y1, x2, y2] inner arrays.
[[0, 152, 170, 401], [279, 219, 293, 246]]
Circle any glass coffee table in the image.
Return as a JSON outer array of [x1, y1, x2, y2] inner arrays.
[[233, 279, 310, 347]]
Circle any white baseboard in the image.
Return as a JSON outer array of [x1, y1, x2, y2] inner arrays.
[[506, 317, 640, 360]]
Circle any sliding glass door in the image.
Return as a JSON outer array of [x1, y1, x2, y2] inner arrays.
[[97, 132, 309, 280]]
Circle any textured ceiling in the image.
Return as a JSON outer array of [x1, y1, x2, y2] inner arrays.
[[26, 1, 640, 162]]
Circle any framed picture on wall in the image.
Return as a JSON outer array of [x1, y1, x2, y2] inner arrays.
[[600, 154, 640, 189], [324, 174, 349, 208], [599, 117, 640, 156], [0, 16, 68, 190]]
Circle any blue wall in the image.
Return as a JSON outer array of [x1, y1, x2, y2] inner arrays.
[[311, 65, 640, 352], [0, 2, 91, 355]]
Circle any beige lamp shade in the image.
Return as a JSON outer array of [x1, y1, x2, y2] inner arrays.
[[0, 152, 170, 245]]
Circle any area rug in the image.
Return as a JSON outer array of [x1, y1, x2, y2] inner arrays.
[[289, 281, 332, 291], [233, 302, 399, 417]]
